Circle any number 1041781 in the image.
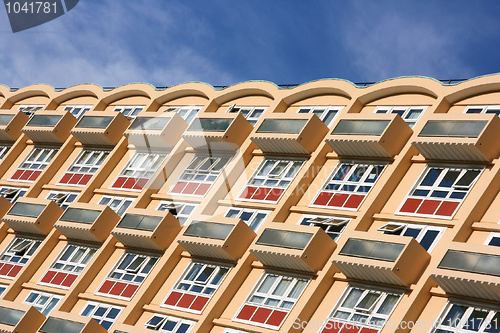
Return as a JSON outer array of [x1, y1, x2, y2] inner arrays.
[[5, 2, 57, 14]]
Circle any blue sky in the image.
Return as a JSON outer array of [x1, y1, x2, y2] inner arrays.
[[1, 1, 500, 88]]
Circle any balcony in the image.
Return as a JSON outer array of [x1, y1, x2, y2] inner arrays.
[[412, 114, 500, 161], [182, 113, 253, 151], [124, 112, 188, 148], [431, 242, 500, 301], [111, 208, 182, 251], [332, 231, 429, 286], [38, 311, 107, 333], [249, 223, 335, 273], [71, 111, 130, 146], [22, 111, 77, 144], [178, 216, 255, 261], [0, 300, 45, 333], [0, 111, 29, 142], [54, 203, 120, 243], [326, 114, 412, 158], [250, 113, 328, 154], [2, 198, 63, 235]]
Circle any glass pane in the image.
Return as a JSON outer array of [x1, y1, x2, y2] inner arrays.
[[257, 275, 277, 294], [419, 121, 486, 138], [129, 117, 170, 130], [256, 119, 307, 134], [341, 288, 363, 308], [60, 208, 101, 224], [9, 202, 45, 217], [184, 221, 233, 240], [27, 115, 62, 127], [188, 118, 232, 132], [75, 116, 113, 129], [443, 305, 467, 328], [256, 229, 313, 250], [356, 291, 380, 310], [272, 278, 292, 296], [376, 294, 399, 315], [333, 120, 390, 135], [340, 239, 404, 262]]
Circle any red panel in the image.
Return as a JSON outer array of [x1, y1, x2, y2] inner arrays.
[[112, 176, 127, 189], [177, 293, 196, 308], [7, 265, 22, 277], [239, 186, 258, 199], [98, 280, 115, 294], [313, 192, 334, 206], [41, 270, 57, 284], [79, 174, 92, 185], [133, 178, 149, 190], [59, 173, 73, 184], [251, 187, 271, 200], [170, 181, 188, 194], [194, 183, 211, 196], [109, 282, 127, 296], [399, 198, 422, 213], [266, 310, 288, 327], [321, 321, 343, 333], [360, 328, 378, 333], [436, 201, 460, 217], [122, 177, 137, 189], [164, 291, 183, 306], [182, 182, 199, 195], [340, 323, 362, 333], [68, 173, 84, 185], [251, 306, 273, 324], [344, 194, 365, 209], [416, 200, 441, 215], [0, 264, 13, 276], [51, 272, 68, 285], [328, 193, 349, 208], [190, 296, 209, 311], [265, 188, 284, 202], [62, 274, 78, 287], [28, 170, 42, 181], [236, 305, 257, 320], [19, 171, 32, 181], [11, 169, 24, 180], [121, 284, 138, 299]]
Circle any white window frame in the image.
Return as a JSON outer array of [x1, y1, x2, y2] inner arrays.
[[163, 261, 231, 314], [111, 151, 167, 191], [98, 196, 135, 217], [113, 105, 145, 120], [397, 165, 483, 219], [63, 105, 93, 119], [80, 301, 124, 331], [11, 147, 58, 181], [145, 313, 195, 333], [163, 105, 202, 124], [46, 191, 78, 210], [0, 237, 41, 270], [226, 105, 267, 126], [0, 186, 27, 203], [377, 222, 445, 252], [299, 214, 351, 241], [23, 291, 62, 316], [0, 145, 10, 160], [225, 207, 270, 231], [374, 105, 427, 128], [485, 232, 500, 247], [0, 284, 7, 297], [324, 284, 403, 331], [18, 104, 44, 117], [464, 105, 500, 116], [58, 149, 110, 186], [156, 201, 198, 225], [297, 105, 343, 127], [432, 300, 500, 333]]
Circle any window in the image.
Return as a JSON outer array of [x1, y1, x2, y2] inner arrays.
[[40, 244, 97, 289], [235, 273, 310, 329], [63, 105, 92, 119], [18, 105, 44, 117], [145, 314, 195, 333], [465, 105, 500, 116], [433, 302, 500, 333], [398, 166, 483, 219], [0, 187, 27, 203], [0, 145, 10, 160], [163, 106, 201, 124], [225, 208, 270, 231], [58, 150, 109, 186], [298, 106, 343, 126], [374, 106, 427, 128], [170, 155, 231, 197], [299, 215, 351, 241], [96, 252, 158, 300], [98, 196, 134, 217], [322, 285, 402, 332], [238, 159, 304, 203], [163, 261, 230, 313], [81, 301, 124, 330], [378, 223, 445, 252], [10, 147, 58, 182], [0, 237, 41, 278], [156, 201, 198, 225], [227, 105, 267, 126], [111, 152, 167, 191], [23, 291, 61, 316], [113, 105, 144, 120], [311, 162, 386, 210], [0, 284, 7, 296], [46, 191, 78, 210], [485, 232, 500, 247]]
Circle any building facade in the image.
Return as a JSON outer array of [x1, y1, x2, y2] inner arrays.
[[0, 76, 496, 333]]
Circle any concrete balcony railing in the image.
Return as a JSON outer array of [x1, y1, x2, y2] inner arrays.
[[2, 198, 63, 235], [71, 111, 130, 146], [38, 311, 107, 333], [0, 300, 45, 333], [22, 111, 77, 144], [0, 111, 29, 142]]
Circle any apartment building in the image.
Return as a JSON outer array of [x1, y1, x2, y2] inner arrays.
[[0, 76, 495, 333]]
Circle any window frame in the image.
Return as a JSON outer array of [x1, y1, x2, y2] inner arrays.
[[10, 146, 58, 182], [110, 151, 167, 191], [226, 105, 267, 126], [46, 191, 78, 210], [23, 291, 62, 316], [374, 105, 427, 128], [377, 222, 445, 252], [224, 207, 271, 231], [485, 232, 500, 247], [464, 105, 500, 116], [98, 196, 135, 217], [113, 105, 145, 120], [299, 214, 351, 242], [80, 301, 124, 331], [163, 105, 202, 124], [0, 186, 27, 203], [63, 105, 92, 119], [58, 149, 110, 186], [0, 236, 42, 279], [297, 105, 343, 127], [145, 313, 196, 333], [156, 201, 198, 225], [18, 104, 44, 118], [432, 300, 500, 333], [0, 145, 10, 160]]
